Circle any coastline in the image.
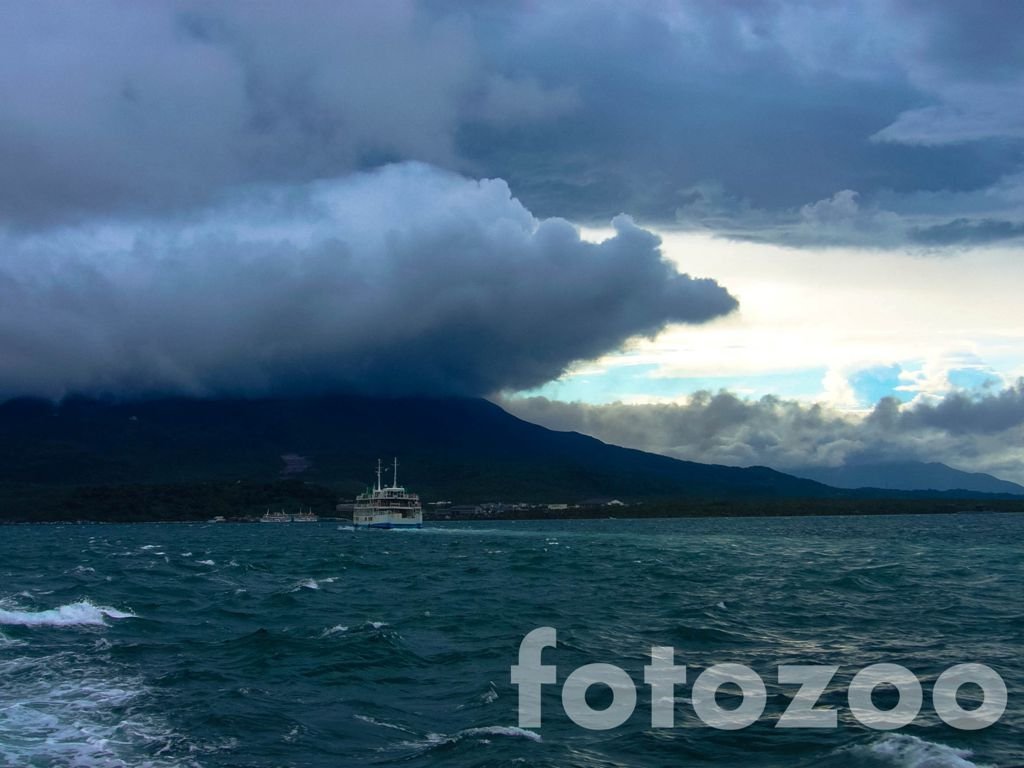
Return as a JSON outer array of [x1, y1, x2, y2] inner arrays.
[[3, 495, 1023, 524]]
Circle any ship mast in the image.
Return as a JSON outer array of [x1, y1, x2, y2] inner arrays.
[[375, 458, 383, 492], [392, 457, 399, 488]]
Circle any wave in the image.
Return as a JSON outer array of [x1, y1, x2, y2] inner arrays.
[[457, 726, 541, 742], [0, 630, 21, 646], [457, 681, 499, 709], [319, 624, 349, 638], [398, 724, 542, 755], [354, 714, 416, 734], [0, 651, 194, 768], [0, 600, 135, 627], [416, 725, 541, 749], [859, 734, 987, 768]]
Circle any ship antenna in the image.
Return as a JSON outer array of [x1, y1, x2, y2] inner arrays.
[[376, 458, 382, 492], [393, 457, 398, 488]]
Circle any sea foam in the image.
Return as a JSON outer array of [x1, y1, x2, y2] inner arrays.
[[0, 654, 194, 767], [0, 600, 135, 627], [863, 734, 987, 768], [415, 725, 542, 749], [319, 624, 349, 638], [458, 726, 542, 742]]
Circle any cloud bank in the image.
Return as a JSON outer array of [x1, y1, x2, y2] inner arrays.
[[2, 1, 1023, 246], [502, 383, 1024, 484], [0, 163, 736, 400]]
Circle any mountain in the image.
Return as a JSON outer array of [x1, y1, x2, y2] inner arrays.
[[0, 394, 834, 500], [787, 461, 1024, 495], [0, 396, 1019, 522]]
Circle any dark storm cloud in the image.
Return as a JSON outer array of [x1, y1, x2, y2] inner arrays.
[[899, 384, 1024, 435], [0, 1, 571, 226], [501, 381, 1024, 483], [2, 1, 1023, 246], [910, 219, 1024, 246], [456, 1, 1024, 244], [0, 163, 736, 400]]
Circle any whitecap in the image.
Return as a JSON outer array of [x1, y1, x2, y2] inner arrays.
[[0, 600, 135, 627], [354, 714, 416, 734], [197, 559, 216, 566], [0, 655, 196, 767], [459, 682, 499, 709], [408, 725, 541, 751], [319, 624, 348, 638], [860, 734, 985, 768], [458, 726, 541, 742], [716, 601, 727, 610]]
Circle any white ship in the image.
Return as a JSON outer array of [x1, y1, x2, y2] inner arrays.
[[259, 508, 319, 523], [260, 509, 292, 523], [353, 458, 423, 529]]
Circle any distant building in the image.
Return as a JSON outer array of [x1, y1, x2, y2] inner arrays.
[[448, 504, 487, 517]]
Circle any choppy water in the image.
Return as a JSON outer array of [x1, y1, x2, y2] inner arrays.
[[1, 513, 1021, 767]]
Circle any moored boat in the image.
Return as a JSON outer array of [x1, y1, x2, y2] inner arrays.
[[260, 509, 292, 523]]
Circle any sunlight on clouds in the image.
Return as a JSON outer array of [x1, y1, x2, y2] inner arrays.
[[541, 230, 1024, 409]]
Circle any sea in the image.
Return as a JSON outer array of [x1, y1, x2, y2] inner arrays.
[[0, 513, 1021, 767]]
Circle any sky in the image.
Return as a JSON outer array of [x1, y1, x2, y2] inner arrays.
[[1, 1, 1023, 480]]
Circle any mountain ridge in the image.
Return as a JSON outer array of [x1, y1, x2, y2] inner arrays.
[[787, 460, 1024, 495], [0, 395, 1020, 521]]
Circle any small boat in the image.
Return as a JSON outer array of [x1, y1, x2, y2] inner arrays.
[[293, 509, 319, 523], [353, 458, 423, 529]]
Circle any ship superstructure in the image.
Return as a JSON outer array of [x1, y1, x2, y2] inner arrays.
[[352, 458, 423, 529]]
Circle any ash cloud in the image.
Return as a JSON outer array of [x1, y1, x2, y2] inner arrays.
[[501, 382, 1024, 484], [0, 163, 736, 400]]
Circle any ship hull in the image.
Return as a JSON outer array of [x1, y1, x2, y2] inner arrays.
[[352, 460, 423, 529], [356, 521, 423, 529]]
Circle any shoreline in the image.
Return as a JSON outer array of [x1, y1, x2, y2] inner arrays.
[[4, 497, 1024, 525]]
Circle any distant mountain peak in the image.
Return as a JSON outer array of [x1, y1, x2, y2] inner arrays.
[[786, 460, 1024, 495]]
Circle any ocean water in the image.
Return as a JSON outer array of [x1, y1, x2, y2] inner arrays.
[[0, 513, 1021, 767]]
